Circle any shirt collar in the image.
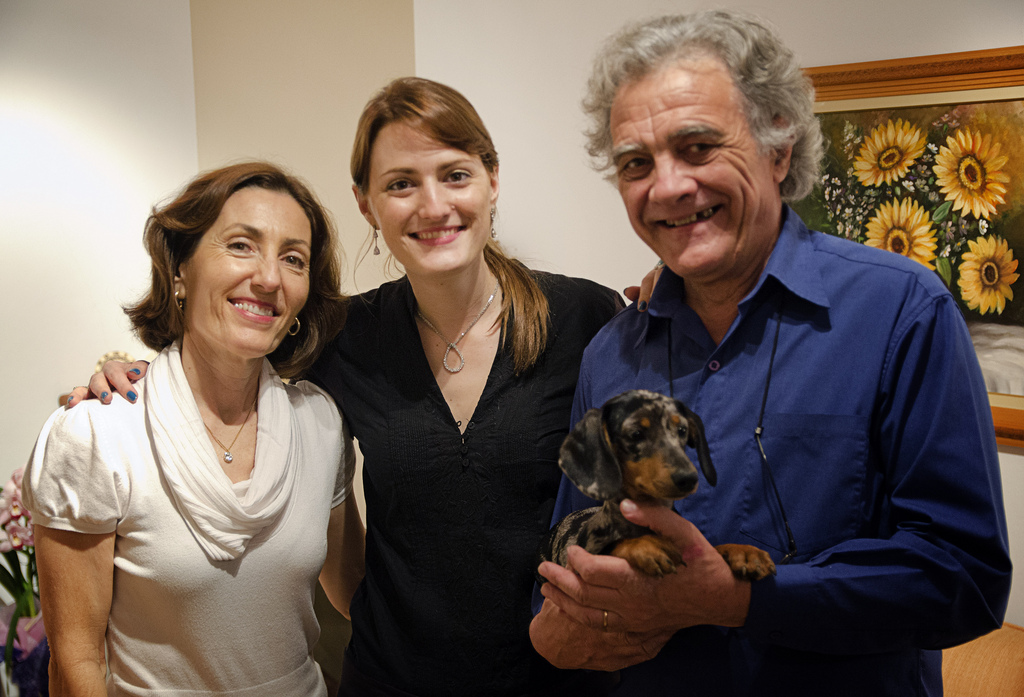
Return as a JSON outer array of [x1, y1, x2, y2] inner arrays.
[[751, 206, 831, 311], [637, 206, 831, 348]]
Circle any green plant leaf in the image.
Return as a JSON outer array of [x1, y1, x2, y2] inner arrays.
[[0, 564, 18, 598], [936, 257, 953, 286], [3, 602, 21, 675], [933, 201, 953, 223]]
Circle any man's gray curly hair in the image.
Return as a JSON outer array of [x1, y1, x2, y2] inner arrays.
[[582, 9, 823, 201]]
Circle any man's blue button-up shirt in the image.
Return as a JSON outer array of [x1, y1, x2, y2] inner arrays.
[[551, 208, 1012, 695]]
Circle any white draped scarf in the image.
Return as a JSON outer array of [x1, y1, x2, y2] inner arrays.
[[145, 343, 299, 561]]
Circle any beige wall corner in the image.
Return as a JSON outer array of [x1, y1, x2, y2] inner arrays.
[[190, 0, 415, 296]]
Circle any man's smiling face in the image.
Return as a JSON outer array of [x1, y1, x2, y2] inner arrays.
[[610, 56, 791, 291]]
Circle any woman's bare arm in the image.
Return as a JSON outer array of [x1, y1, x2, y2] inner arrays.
[[318, 493, 366, 620], [36, 526, 115, 697]]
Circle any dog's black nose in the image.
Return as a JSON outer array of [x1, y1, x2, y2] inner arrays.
[[671, 469, 699, 492]]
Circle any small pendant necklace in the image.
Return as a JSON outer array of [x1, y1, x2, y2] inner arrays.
[[416, 280, 500, 374], [203, 396, 257, 464]]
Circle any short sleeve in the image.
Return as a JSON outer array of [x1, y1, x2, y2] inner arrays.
[[292, 379, 354, 509], [22, 402, 129, 534]]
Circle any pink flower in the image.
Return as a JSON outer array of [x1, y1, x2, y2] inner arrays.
[[0, 467, 31, 532], [0, 494, 13, 528], [5, 522, 33, 550]]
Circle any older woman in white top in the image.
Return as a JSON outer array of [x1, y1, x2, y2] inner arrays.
[[24, 162, 364, 697]]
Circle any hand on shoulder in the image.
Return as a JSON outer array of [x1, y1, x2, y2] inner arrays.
[[66, 360, 148, 408]]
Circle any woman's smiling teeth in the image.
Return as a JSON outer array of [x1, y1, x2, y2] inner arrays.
[[664, 205, 721, 227], [412, 226, 462, 240], [233, 300, 275, 317]]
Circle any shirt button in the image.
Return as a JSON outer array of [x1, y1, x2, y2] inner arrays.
[[708, 360, 721, 371], [468, 422, 475, 430], [461, 445, 469, 454]]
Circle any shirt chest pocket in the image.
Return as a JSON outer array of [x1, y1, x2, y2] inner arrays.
[[738, 412, 872, 560]]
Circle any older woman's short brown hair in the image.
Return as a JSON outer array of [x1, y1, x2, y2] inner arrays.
[[124, 161, 347, 379]]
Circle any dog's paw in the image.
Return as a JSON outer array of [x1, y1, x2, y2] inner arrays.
[[716, 543, 776, 581], [612, 535, 684, 577]]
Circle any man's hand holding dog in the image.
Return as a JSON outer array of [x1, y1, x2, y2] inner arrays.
[[529, 600, 674, 672], [531, 500, 751, 670]]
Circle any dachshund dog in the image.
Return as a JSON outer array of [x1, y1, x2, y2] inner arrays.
[[539, 390, 775, 581]]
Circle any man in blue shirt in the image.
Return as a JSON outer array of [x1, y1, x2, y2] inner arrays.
[[530, 10, 1011, 695]]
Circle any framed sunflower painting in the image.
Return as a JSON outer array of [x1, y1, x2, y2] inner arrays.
[[797, 45, 1024, 446]]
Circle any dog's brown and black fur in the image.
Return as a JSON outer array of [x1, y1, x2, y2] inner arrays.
[[539, 390, 775, 581]]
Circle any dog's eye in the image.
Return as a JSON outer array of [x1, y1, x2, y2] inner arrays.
[[627, 429, 644, 442], [677, 425, 688, 440]]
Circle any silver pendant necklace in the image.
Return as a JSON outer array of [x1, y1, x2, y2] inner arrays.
[[416, 281, 500, 374], [203, 396, 257, 463]]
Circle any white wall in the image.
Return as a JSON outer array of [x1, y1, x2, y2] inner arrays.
[[0, 0, 198, 479], [413, 0, 1024, 625], [1000, 448, 1024, 624]]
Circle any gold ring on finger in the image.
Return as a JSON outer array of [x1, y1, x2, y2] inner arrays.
[[602, 610, 609, 631]]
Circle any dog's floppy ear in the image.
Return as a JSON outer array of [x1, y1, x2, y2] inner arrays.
[[558, 408, 622, 501], [676, 400, 716, 487]]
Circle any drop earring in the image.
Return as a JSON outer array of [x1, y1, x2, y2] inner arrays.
[[490, 207, 498, 240], [372, 225, 381, 255]]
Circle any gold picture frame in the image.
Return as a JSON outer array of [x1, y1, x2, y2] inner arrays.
[[803, 46, 1024, 447]]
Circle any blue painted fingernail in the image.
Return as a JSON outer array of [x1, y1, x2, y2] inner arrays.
[[127, 391, 137, 402], [638, 301, 648, 312], [66, 395, 74, 405], [101, 392, 110, 400], [130, 369, 141, 375]]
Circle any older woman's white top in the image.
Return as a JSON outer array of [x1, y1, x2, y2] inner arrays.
[[24, 344, 354, 697]]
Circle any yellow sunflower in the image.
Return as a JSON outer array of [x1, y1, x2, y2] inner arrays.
[[932, 128, 1010, 220], [959, 235, 1019, 315], [853, 119, 927, 187], [864, 198, 938, 269]]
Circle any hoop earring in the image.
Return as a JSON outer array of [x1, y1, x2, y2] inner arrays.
[[288, 316, 301, 336], [490, 207, 498, 240], [372, 226, 381, 256], [175, 289, 184, 312]]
